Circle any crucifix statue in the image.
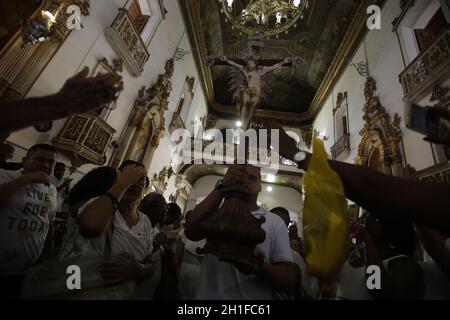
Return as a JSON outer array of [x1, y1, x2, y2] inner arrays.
[[220, 55, 292, 130]]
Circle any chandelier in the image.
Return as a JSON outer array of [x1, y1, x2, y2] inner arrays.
[[219, 0, 309, 38]]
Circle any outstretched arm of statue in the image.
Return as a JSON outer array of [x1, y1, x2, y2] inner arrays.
[[220, 56, 244, 71], [261, 57, 291, 76]]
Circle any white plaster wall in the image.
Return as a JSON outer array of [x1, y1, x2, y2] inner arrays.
[[6, 0, 208, 190], [313, 0, 438, 170]]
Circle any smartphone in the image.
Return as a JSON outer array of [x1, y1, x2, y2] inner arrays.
[[405, 102, 440, 137]]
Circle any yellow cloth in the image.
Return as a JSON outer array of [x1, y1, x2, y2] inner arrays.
[[303, 138, 350, 281]]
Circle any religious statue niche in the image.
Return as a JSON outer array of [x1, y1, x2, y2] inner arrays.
[[113, 58, 174, 169], [205, 52, 305, 130], [355, 77, 404, 176]]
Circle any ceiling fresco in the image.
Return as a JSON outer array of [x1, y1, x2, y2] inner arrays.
[[198, 0, 361, 115]]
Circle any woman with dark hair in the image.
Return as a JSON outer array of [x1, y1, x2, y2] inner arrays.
[[336, 212, 425, 300], [58, 161, 155, 299], [65, 167, 117, 218]]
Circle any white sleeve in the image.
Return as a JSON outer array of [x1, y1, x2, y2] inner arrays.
[[270, 216, 294, 263]]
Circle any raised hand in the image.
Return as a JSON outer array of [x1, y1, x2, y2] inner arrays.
[[53, 66, 123, 116], [116, 165, 147, 189]]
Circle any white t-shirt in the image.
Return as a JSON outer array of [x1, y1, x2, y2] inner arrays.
[[0, 169, 57, 274], [195, 207, 294, 300], [60, 197, 154, 262], [59, 197, 155, 299]]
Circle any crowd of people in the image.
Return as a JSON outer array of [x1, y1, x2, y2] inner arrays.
[[0, 68, 449, 300]]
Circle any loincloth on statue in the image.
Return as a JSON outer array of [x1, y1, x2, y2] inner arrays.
[[236, 87, 259, 112]]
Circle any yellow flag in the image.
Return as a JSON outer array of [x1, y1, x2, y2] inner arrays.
[[303, 138, 350, 281]]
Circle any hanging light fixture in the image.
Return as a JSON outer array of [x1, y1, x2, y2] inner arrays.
[[219, 0, 309, 37]]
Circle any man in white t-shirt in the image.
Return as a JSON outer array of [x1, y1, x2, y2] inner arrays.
[[185, 165, 295, 300], [0, 144, 58, 298], [270, 207, 321, 299]]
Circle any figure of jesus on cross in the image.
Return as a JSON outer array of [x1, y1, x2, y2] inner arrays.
[[220, 55, 292, 130]]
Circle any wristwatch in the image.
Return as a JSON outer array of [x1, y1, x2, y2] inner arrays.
[[215, 179, 224, 191]]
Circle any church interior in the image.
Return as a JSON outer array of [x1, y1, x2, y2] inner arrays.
[[0, 0, 449, 301]]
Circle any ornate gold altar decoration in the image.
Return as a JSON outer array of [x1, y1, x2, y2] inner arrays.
[[219, 0, 309, 38], [111, 58, 175, 169], [169, 185, 188, 203], [52, 112, 116, 168], [0, 0, 91, 100], [152, 165, 174, 192], [355, 77, 404, 176]]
